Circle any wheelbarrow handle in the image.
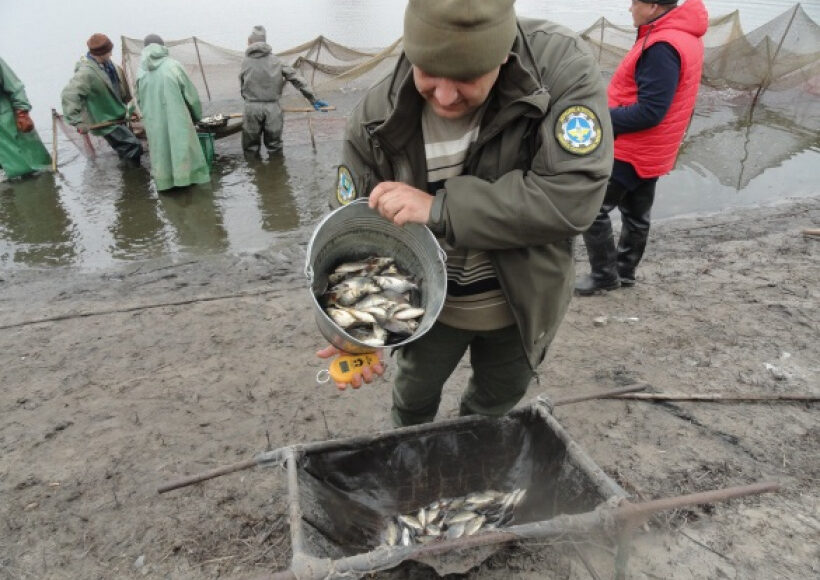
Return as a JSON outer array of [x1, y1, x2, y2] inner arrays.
[[552, 383, 649, 406], [157, 458, 258, 493]]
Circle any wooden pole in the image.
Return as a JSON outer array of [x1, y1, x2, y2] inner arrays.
[[51, 109, 58, 172], [282, 105, 335, 113], [607, 392, 819, 403], [552, 384, 648, 406], [614, 481, 780, 528], [192, 36, 212, 102], [88, 118, 127, 130], [308, 39, 322, 152], [157, 457, 259, 494]]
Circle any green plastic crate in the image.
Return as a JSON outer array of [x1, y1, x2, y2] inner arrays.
[[197, 132, 215, 171]]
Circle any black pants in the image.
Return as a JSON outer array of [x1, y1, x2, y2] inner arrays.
[[104, 126, 143, 163], [586, 177, 657, 279]]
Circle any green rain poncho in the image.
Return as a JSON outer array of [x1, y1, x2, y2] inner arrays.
[[136, 44, 210, 191], [0, 57, 51, 178]]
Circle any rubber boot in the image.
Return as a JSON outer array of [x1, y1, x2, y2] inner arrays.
[[616, 227, 648, 287], [575, 218, 620, 296]]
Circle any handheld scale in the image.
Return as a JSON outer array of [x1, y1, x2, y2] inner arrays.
[[317, 353, 380, 385]]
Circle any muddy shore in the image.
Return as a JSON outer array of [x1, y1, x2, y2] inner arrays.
[[0, 197, 817, 579]]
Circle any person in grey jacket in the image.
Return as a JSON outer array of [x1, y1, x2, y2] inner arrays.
[[317, 0, 613, 427], [239, 25, 329, 154]]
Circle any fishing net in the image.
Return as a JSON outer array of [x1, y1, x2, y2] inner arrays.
[[115, 3, 820, 186], [52, 110, 109, 159], [120, 35, 401, 117]]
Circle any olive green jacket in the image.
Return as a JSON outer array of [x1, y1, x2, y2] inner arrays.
[[333, 18, 614, 369], [61, 56, 131, 136]]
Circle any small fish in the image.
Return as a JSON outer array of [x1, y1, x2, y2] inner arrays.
[[327, 307, 357, 329], [425, 523, 442, 536], [417, 507, 427, 528], [447, 510, 478, 525], [464, 515, 486, 536], [330, 277, 381, 306], [352, 294, 391, 310], [466, 490, 499, 508], [374, 275, 418, 293], [379, 289, 411, 305], [401, 526, 412, 546], [445, 522, 465, 540], [383, 520, 399, 546], [511, 488, 527, 507], [426, 506, 440, 525], [382, 318, 418, 338], [327, 307, 376, 329], [448, 497, 465, 510], [398, 514, 424, 532], [348, 324, 387, 347], [393, 307, 425, 320], [380, 263, 400, 276]]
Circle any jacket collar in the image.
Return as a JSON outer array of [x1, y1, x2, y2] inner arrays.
[[82, 56, 118, 95]]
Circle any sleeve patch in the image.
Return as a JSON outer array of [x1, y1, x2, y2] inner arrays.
[[336, 165, 357, 205], [555, 106, 602, 155]]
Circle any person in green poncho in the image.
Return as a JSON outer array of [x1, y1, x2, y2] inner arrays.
[[0, 57, 52, 179], [61, 33, 143, 163], [136, 34, 210, 192]]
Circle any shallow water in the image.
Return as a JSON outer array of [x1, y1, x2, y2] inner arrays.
[[1, 0, 818, 270]]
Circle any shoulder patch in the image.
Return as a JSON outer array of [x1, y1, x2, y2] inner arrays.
[[555, 106, 602, 155], [336, 165, 357, 205]]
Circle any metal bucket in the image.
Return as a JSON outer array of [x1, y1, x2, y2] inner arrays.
[[305, 199, 447, 354]]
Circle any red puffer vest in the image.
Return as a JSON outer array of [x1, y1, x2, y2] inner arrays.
[[608, 0, 708, 178]]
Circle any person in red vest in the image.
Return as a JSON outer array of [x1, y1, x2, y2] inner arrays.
[[575, 0, 707, 295]]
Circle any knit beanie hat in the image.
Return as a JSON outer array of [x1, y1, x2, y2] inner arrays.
[[403, 0, 517, 80], [248, 25, 267, 44], [87, 33, 114, 57], [143, 34, 164, 47]]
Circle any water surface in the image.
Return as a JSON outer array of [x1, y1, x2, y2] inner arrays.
[[1, 0, 817, 269]]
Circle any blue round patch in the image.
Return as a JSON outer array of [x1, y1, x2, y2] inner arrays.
[[336, 165, 357, 205], [555, 106, 602, 155]]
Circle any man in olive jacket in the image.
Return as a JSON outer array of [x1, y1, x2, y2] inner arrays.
[[61, 34, 142, 163], [319, 0, 613, 427]]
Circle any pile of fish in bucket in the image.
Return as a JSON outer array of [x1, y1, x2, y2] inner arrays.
[[381, 488, 527, 547], [320, 256, 425, 348]]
